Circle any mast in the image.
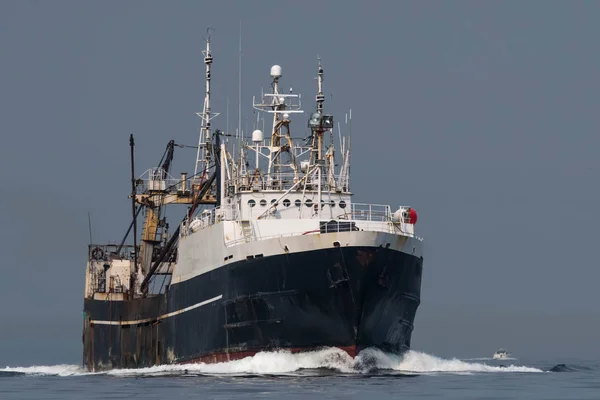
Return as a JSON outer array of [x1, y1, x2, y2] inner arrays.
[[306, 58, 334, 215], [315, 60, 324, 216], [268, 65, 282, 179], [316, 58, 325, 161], [252, 65, 303, 187], [194, 30, 219, 183], [129, 134, 138, 273], [308, 58, 331, 164]]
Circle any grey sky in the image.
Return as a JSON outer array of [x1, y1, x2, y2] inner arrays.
[[1, 0, 598, 364]]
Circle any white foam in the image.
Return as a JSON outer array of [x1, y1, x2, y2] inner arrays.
[[107, 347, 356, 376], [365, 349, 542, 373], [1, 364, 88, 376], [0, 348, 544, 377]]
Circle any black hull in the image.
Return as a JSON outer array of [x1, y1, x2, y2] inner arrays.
[[82, 246, 423, 371]]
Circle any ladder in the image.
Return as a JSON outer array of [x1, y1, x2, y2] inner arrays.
[[240, 221, 253, 241]]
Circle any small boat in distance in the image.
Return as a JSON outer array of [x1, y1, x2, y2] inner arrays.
[[493, 348, 509, 359]]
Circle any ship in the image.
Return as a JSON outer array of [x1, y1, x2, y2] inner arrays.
[[82, 36, 424, 371], [493, 349, 510, 360]]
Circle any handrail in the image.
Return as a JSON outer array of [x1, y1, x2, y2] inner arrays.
[[225, 171, 350, 193], [222, 219, 420, 247], [88, 244, 137, 261], [183, 201, 397, 234]]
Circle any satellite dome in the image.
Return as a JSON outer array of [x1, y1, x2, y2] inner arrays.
[[270, 65, 282, 78], [252, 129, 264, 142]]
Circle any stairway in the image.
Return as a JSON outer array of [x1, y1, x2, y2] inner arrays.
[[240, 220, 253, 242]]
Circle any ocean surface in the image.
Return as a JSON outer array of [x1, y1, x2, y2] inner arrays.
[[1, 348, 598, 399]]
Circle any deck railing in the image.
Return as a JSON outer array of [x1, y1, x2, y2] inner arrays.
[[88, 244, 137, 261], [343, 203, 392, 222], [180, 200, 415, 246], [183, 202, 394, 234], [225, 172, 349, 193]]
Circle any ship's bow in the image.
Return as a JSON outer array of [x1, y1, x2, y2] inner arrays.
[[223, 232, 423, 357]]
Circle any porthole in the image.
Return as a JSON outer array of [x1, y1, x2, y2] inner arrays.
[[248, 199, 256, 208], [305, 199, 313, 208], [330, 200, 335, 207], [271, 199, 277, 204], [260, 199, 267, 207], [339, 200, 346, 209], [295, 199, 302, 207], [283, 199, 291, 207]]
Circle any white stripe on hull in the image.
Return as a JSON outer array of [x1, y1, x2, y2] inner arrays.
[[90, 294, 223, 326]]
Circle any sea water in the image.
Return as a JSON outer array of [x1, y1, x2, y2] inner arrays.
[[1, 347, 598, 399]]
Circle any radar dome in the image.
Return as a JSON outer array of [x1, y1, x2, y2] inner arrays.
[[252, 129, 264, 142], [300, 160, 310, 172], [270, 65, 282, 78]]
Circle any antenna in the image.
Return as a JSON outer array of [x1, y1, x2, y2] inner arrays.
[[344, 110, 352, 150], [337, 122, 343, 155], [237, 24, 242, 174], [88, 212, 93, 246], [348, 109, 352, 190], [316, 56, 324, 113], [238, 20, 242, 156]]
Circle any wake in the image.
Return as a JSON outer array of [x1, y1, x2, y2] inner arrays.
[[0, 347, 544, 377]]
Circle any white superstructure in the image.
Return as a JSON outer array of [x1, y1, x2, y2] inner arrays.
[[170, 53, 422, 284]]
